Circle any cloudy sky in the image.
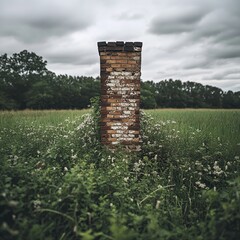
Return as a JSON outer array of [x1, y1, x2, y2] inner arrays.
[[1, 0, 240, 91]]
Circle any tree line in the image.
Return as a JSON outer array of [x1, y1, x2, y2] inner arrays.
[[0, 50, 240, 110], [141, 79, 240, 109], [0, 50, 100, 110]]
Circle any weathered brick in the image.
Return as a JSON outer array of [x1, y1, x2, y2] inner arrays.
[[134, 42, 142, 47], [98, 41, 142, 151], [127, 60, 137, 64], [120, 63, 133, 68], [118, 52, 127, 56], [107, 42, 116, 47], [116, 41, 124, 46], [107, 130, 117, 134], [106, 68, 113, 72], [100, 55, 111, 60], [114, 68, 126, 72], [124, 46, 134, 51], [101, 64, 111, 69], [111, 64, 122, 68], [106, 59, 117, 64], [98, 41, 107, 47], [116, 59, 128, 64]]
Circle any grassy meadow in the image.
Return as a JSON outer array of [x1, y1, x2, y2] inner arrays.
[[147, 109, 240, 154], [0, 109, 239, 240]]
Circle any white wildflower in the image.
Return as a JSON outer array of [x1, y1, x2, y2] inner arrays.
[[152, 171, 158, 176], [195, 181, 206, 189], [123, 177, 129, 182], [71, 154, 77, 160], [155, 200, 161, 209], [33, 200, 41, 209], [213, 161, 223, 175]]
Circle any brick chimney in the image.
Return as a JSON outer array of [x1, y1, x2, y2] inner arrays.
[[97, 41, 142, 151]]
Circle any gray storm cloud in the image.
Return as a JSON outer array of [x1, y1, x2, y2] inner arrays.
[[149, 8, 207, 34], [0, 0, 93, 43], [0, 0, 239, 91]]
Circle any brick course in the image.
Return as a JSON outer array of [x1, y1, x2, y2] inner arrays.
[[98, 41, 142, 151]]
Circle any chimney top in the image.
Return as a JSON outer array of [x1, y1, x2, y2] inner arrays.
[[97, 41, 143, 53]]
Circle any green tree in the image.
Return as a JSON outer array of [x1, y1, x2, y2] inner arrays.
[[0, 50, 51, 109], [26, 73, 57, 109], [140, 81, 157, 109], [204, 85, 223, 108]]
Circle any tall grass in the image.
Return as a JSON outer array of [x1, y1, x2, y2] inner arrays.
[[146, 109, 240, 156], [0, 109, 239, 240], [0, 109, 90, 128]]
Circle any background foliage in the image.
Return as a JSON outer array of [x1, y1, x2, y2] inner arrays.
[[1, 50, 240, 110]]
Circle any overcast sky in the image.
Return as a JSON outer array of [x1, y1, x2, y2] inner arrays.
[[1, 0, 240, 91]]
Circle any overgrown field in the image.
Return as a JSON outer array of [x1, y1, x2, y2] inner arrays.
[[0, 109, 239, 240]]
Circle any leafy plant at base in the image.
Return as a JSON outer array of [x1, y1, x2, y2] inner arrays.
[[0, 108, 239, 239]]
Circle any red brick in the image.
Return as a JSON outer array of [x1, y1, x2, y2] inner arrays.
[[106, 60, 117, 64], [111, 64, 122, 68], [98, 41, 142, 150]]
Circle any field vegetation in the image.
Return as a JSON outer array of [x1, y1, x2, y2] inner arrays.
[[0, 108, 239, 240]]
